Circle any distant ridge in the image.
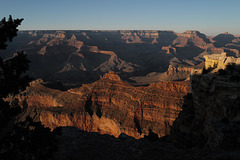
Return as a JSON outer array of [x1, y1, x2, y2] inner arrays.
[[1, 30, 239, 86]]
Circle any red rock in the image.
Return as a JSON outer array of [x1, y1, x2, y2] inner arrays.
[[14, 72, 190, 139]]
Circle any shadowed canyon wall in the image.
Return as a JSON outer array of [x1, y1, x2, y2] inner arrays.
[[170, 54, 240, 149]]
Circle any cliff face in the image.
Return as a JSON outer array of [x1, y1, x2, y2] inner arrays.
[[175, 30, 210, 48], [170, 54, 240, 149], [120, 30, 177, 44], [14, 72, 190, 139]]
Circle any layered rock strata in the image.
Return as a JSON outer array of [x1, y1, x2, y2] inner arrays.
[[13, 72, 190, 139]]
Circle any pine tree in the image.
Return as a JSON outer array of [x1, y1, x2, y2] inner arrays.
[[0, 15, 31, 97]]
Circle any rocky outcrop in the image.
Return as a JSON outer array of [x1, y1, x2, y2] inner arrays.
[[68, 34, 83, 52], [14, 72, 190, 139], [162, 46, 176, 54], [204, 52, 240, 70], [37, 46, 47, 55], [158, 65, 193, 81], [213, 32, 236, 47], [175, 30, 210, 48], [170, 54, 240, 149], [56, 31, 66, 39]]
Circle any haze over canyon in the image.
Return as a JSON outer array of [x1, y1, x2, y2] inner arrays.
[[1, 30, 240, 87]]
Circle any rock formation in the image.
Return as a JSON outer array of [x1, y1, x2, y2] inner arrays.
[[170, 53, 240, 149], [213, 32, 236, 47], [204, 52, 240, 71], [13, 72, 190, 139]]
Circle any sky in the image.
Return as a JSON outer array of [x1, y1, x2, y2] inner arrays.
[[1, 0, 240, 36]]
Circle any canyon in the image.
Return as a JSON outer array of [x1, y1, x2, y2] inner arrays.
[[1, 30, 239, 87], [1, 29, 240, 159], [5, 52, 240, 159]]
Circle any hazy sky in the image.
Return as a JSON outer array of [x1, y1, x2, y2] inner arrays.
[[1, 0, 240, 35]]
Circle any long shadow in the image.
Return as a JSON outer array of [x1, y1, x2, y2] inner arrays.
[[84, 96, 93, 117], [175, 41, 205, 60], [134, 116, 142, 134], [169, 64, 240, 149]]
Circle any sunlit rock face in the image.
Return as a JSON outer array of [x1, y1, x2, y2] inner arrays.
[[13, 72, 190, 139], [170, 54, 240, 149], [204, 52, 240, 71]]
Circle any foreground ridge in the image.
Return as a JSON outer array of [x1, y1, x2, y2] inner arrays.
[[171, 52, 240, 149], [12, 72, 190, 139]]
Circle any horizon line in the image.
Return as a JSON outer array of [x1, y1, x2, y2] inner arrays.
[[18, 29, 240, 37]]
